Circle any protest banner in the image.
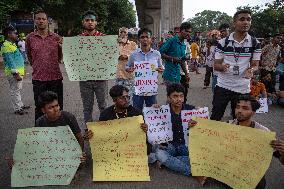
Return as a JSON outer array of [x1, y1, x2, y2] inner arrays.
[[11, 126, 82, 187], [87, 116, 150, 181], [62, 36, 119, 81], [256, 98, 268, 113], [143, 105, 173, 144], [181, 107, 209, 145], [134, 61, 158, 96], [189, 118, 275, 189]]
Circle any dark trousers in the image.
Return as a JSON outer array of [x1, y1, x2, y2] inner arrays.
[[180, 75, 189, 103], [32, 80, 63, 122], [204, 65, 213, 86], [210, 86, 248, 121]]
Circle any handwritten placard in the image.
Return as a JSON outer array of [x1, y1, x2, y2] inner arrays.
[[11, 126, 82, 187], [189, 118, 275, 189], [87, 116, 150, 181], [256, 98, 268, 113], [63, 36, 119, 81], [134, 61, 158, 96], [143, 105, 173, 144], [181, 107, 209, 145]]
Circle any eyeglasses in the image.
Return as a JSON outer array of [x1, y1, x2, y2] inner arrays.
[[117, 95, 130, 100]]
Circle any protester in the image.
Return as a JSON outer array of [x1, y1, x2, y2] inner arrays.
[[277, 75, 284, 106], [126, 28, 164, 110], [260, 33, 281, 90], [160, 22, 192, 86], [116, 27, 137, 105], [36, 91, 84, 149], [212, 23, 231, 91], [250, 71, 267, 99], [203, 40, 215, 89], [149, 84, 197, 178], [211, 10, 261, 121], [26, 9, 63, 122], [190, 95, 284, 188], [190, 38, 201, 74], [84, 85, 147, 138], [261, 71, 278, 105], [78, 10, 108, 123], [1, 26, 30, 115]]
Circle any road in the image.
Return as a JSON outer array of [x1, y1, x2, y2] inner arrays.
[[0, 63, 283, 189]]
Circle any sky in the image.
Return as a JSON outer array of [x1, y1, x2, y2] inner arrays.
[[129, 0, 274, 25], [183, 0, 274, 20]]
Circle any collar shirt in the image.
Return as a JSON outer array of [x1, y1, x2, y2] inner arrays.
[[260, 43, 280, 71], [80, 31, 105, 36], [159, 35, 186, 82], [26, 32, 63, 81], [126, 48, 163, 68], [215, 32, 262, 94]]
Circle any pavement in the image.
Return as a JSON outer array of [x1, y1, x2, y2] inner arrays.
[[0, 63, 284, 189]]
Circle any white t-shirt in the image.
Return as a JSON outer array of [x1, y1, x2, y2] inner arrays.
[[18, 40, 25, 52], [215, 32, 261, 94]]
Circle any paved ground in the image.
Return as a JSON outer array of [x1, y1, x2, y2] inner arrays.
[[0, 63, 284, 189]]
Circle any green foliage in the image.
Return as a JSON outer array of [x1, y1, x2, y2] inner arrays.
[[0, 0, 136, 35], [187, 10, 232, 33]]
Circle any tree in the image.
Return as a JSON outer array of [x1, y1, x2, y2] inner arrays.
[[0, 0, 136, 36], [187, 10, 232, 33]]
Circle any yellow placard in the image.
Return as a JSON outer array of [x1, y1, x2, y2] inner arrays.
[[189, 118, 275, 189], [87, 116, 150, 181]]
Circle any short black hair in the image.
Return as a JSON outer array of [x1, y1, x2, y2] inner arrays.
[[109, 85, 129, 99], [34, 9, 48, 18], [82, 10, 97, 20], [38, 91, 58, 109], [3, 26, 16, 38], [273, 33, 281, 38], [180, 22, 192, 31], [167, 83, 185, 96], [219, 23, 230, 31], [233, 10, 252, 21], [236, 95, 260, 112], [138, 28, 152, 38]]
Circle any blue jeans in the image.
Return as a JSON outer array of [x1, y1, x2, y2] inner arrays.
[[154, 143, 191, 176], [212, 74, 217, 92], [133, 94, 157, 110]]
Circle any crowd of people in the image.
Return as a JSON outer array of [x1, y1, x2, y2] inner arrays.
[[1, 8, 284, 189]]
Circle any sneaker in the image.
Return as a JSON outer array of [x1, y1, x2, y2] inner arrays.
[[21, 105, 31, 109], [14, 109, 26, 115]]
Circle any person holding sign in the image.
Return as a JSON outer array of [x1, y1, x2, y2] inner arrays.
[[150, 84, 197, 177], [189, 95, 284, 188], [211, 10, 262, 121], [125, 28, 164, 110], [78, 10, 107, 123], [84, 84, 148, 137]]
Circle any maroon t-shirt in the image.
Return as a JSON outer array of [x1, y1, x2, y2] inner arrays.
[[26, 32, 63, 81]]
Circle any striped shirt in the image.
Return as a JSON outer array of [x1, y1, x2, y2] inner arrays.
[[215, 32, 261, 94]]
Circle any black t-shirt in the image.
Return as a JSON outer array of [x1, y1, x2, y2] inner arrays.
[[99, 105, 142, 121], [170, 104, 195, 145], [279, 75, 284, 91], [35, 111, 81, 135]]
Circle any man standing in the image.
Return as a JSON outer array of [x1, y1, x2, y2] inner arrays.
[[79, 10, 107, 123], [26, 10, 63, 121], [1, 26, 30, 115], [260, 33, 281, 90], [160, 22, 192, 86], [190, 38, 201, 74], [203, 40, 215, 89], [210, 10, 261, 121], [116, 27, 137, 105], [126, 28, 164, 110], [17, 33, 28, 64]]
